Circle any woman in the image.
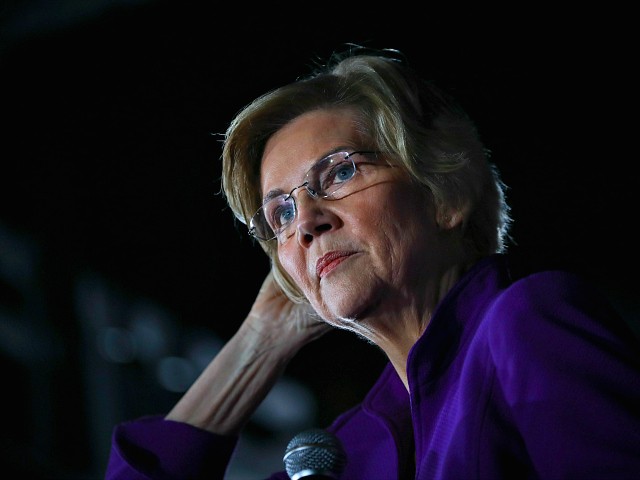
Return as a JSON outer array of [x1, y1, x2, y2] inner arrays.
[[106, 47, 640, 479]]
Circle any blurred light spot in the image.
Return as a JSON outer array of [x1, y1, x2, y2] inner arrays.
[[98, 326, 136, 363], [252, 378, 317, 432], [185, 334, 224, 372], [156, 356, 197, 393], [129, 302, 172, 362]]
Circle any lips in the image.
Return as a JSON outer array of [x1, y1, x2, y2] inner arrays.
[[316, 251, 355, 278]]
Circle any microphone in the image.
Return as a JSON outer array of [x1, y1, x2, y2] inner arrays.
[[283, 428, 347, 479]]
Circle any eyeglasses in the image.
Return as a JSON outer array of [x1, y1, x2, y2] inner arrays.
[[249, 150, 380, 242]]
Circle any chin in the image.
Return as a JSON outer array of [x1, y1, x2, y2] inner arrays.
[[321, 277, 378, 318]]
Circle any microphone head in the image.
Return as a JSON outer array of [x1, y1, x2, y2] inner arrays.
[[283, 428, 347, 479]]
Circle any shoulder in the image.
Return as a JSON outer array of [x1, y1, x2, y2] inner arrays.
[[479, 267, 639, 372], [496, 268, 606, 312], [488, 268, 624, 334], [467, 264, 640, 477]]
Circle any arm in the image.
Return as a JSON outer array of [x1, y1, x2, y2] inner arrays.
[[106, 272, 331, 479], [166, 271, 331, 435]]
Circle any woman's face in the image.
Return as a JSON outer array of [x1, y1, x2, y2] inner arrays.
[[260, 108, 450, 327]]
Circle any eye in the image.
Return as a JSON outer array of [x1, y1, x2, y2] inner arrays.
[[335, 162, 356, 182], [322, 161, 356, 189], [266, 197, 296, 231]]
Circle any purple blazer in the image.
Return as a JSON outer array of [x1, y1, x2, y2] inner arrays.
[[106, 255, 640, 479]]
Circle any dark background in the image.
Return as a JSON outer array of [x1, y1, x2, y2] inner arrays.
[[1, 1, 637, 478]]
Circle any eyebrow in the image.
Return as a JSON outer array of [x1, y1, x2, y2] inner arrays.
[[261, 188, 288, 205], [259, 146, 354, 205]]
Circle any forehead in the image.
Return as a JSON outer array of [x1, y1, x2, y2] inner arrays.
[[259, 108, 364, 195]]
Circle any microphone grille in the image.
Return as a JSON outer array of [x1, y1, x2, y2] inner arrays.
[[283, 428, 347, 479]]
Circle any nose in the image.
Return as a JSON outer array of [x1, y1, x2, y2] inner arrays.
[[294, 189, 338, 247]]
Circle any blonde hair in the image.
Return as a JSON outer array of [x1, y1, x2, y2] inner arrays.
[[221, 46, 512, 303]]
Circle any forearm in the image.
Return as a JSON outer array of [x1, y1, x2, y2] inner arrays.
[[165, 319, 306, 436]]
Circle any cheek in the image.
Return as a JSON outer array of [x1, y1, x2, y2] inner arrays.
[[364, 181, 432, 235], [278, 246, 310, 291], [370, 185, 436, 259]]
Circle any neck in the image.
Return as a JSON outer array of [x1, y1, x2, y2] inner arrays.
[[354, 259, 474, 392]]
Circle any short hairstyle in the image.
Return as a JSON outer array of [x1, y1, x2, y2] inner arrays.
[[221, 46, 512, 303]]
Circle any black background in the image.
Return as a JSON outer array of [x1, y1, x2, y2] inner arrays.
[[1, 1, 637, 478]]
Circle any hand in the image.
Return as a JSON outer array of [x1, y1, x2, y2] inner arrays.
[[244, 270, 332, 346]]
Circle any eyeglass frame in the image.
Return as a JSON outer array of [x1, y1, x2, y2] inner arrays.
[[248, 150, 381, 242]]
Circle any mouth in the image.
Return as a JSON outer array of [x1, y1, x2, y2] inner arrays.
[[316, 251, 356, 279]]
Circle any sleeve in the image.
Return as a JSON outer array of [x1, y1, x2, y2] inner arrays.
[[105, 415, 238, 480], [488, 271, 640, 479]]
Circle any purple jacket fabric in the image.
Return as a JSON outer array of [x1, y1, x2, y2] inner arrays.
[[106, 254, 640, 479]]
